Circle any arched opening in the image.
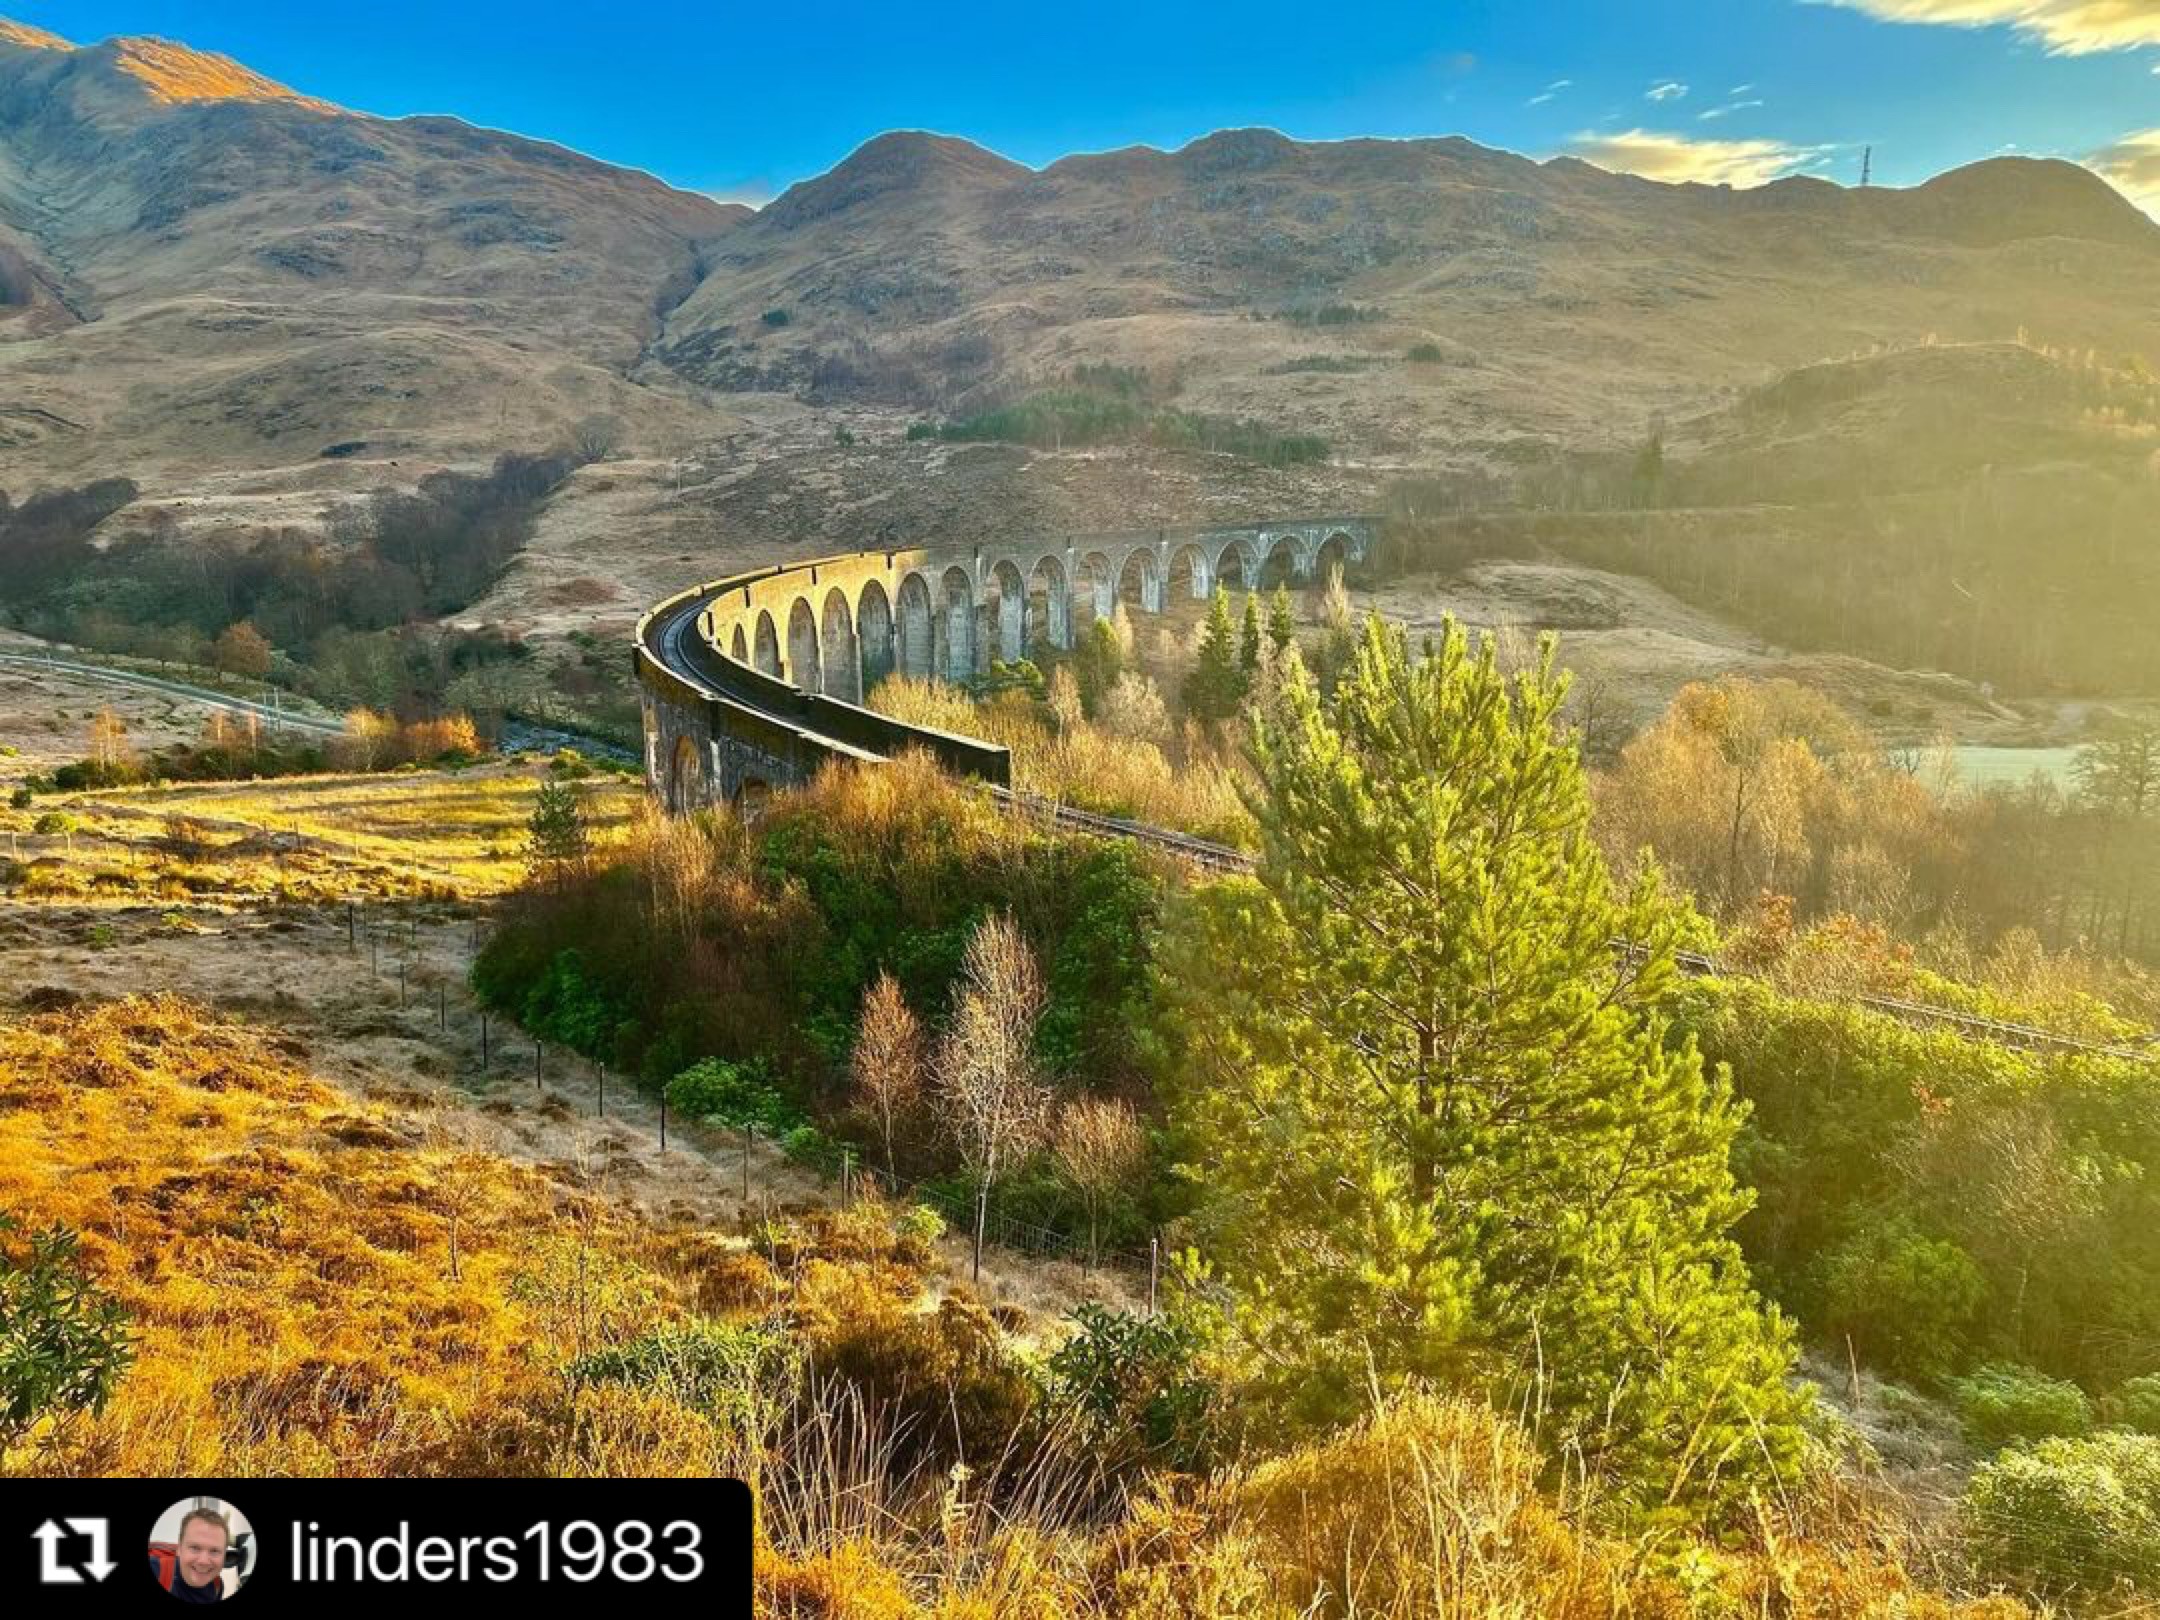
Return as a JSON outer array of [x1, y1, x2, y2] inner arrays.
[[1315, 531, 1352, 587], [787, 597, 823, 693], [1026, 554, 1070, 652], [729, 623, 748, 663], [821, 587, 859, 702], [1256, 535, 1301, 590], [858, 580, 896, 689], [668, 733, 702, 813], [1075, 551, 1115, 627], [1213, 539, 1253, 594], [938, 564, 976, 681], [736, 777, 773, 817], [1167, 543, 1210, 601], [896, 573, 934, 678], [1116, 549, 1159, 614], [753, 610, 782, 677], [987, 559, 1027, 662]]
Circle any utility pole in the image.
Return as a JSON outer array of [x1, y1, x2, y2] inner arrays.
[[1860, 146, 1872, 188]]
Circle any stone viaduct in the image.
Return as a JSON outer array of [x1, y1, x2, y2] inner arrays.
[[636, 516, 1378, 813]]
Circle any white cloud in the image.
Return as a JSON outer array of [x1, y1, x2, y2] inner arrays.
[[1730, 82, 1758, 93], [1699, 98, 1768, 119], [1568, 128, 1823, 187], [1647, 79, 1691, 100], [1527, 77, 1573, 106], [2086, 126, 2160, 217], [1810, 1, 2160, 54]]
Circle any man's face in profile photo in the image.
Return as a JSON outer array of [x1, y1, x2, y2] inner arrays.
[[177, 1516, 229, 1592]]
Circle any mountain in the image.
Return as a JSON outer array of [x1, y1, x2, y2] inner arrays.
[[657, 129, 2160, 459], [3, 17, 2158, 551], [0, 20, 744, 495]]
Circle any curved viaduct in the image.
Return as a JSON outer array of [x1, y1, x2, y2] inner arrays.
[[635, 517, 1377, 812]]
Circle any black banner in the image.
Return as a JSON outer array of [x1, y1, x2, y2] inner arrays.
[[0, 1480, 752, 1609]]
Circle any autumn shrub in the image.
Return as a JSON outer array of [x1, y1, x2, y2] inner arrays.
[[790, 1261, 1034, 1475], [1038, 1304, 1216, 1480]]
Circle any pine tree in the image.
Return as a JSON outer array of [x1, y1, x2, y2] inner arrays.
[[1164, 614, 1805, 1524], [524, 780, 588, 890], [1180, 586, 1246, 723], [1267, 585, 1296, 656], [1238, 591, 1263, 676]]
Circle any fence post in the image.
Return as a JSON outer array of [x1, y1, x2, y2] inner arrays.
[[480, 1012, 489, 1072], [742, 1125, 751, 1201], [438, 982, 446, 1031], [398, 957, 407, 1008], [535, 1041, 543, 1090], [346, 900, 355, 950], [1149, 1235, 1159, 1317], [597, 1061, 605, 1118], [660, 1093, 668, 1153]]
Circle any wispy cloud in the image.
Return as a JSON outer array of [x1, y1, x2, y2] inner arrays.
[[1526, 77, 1573, 106], [1647, 80, 1690, 101], [1810, 1, 2160, 54], [1699, 98, 1767, 120], [1568, 128, 1823, 188], [2086, 127, 2160, 218]]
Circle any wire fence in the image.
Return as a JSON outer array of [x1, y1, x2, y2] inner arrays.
[[337, 899, 1166, 1301]]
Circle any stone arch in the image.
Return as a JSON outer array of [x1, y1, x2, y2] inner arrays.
[[896, 572, 934, 678], [858, 579, 895, 688], [1076, 550, 1116, 624], [1167, 542, 1211, 601], [1314, 530, 1351, 588], [986, 558, 1027, 662], [787, 597, 822, 693], [1256, 534, 1302, 589], [821, 587, 860, 702], [1212, 538, 1254, 593], [729, 622, 748, 663], [1116, 548, 1159, 613], [1026, 553, 1070, 651], [753, 609, 781, 676], [736, 777, 774, 816], [668, 733, 702, 813], [937, 564, 976, 681]]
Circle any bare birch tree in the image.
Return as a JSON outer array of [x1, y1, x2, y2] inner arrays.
[[1053, 1095, 1146, 1265], [852, 971, 926, 1185], [937, 913, 1049, 1281]]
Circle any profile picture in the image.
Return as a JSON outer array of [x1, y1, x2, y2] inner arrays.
[[149, 1498, 255, 1603]]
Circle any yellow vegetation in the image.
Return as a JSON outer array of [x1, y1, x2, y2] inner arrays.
[[3, 762, 639, 902], [0, 997, 2027, 1616], [868, 676, 1253, 844]]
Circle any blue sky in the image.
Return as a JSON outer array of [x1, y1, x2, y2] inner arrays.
[[10, 1, 2159, 210]]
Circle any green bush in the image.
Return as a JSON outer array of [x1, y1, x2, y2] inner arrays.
[[1962, 1431, 2160, 1598], [1406, 342, 1445, 363], [1955, 1364, 2093, 1450], [760, 307, 791, 327], [569, 1320, 798, 1434], [1040, 1303, 1216, 1476], [0, 1217, 135, 1446], [666, 1058, 802, 1136], [1817, 1217, 1986, 1381], [2105, 1373, 2160, 1436]]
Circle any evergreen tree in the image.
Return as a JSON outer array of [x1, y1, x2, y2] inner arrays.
[[524, 780, 588, 889], [1180, 587, 1246, 723], [1163, 614, 1805, 1524], [1267, 585, 1296, 656], [1239, 591, 1263, 676]]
